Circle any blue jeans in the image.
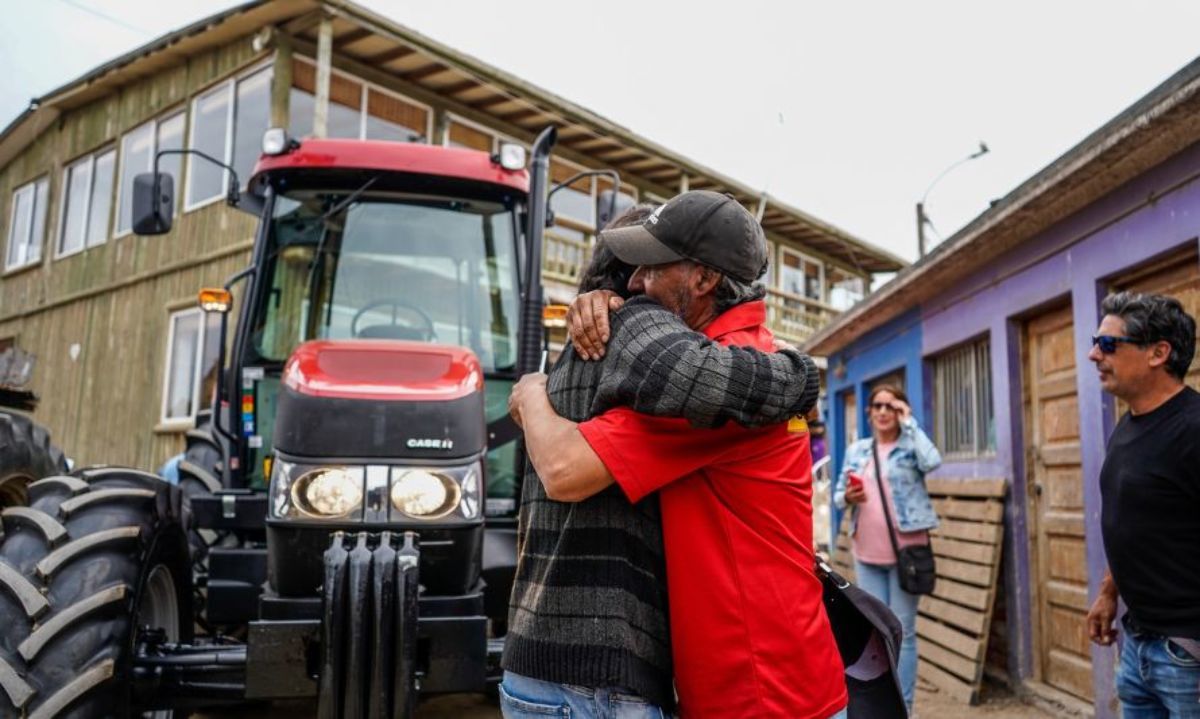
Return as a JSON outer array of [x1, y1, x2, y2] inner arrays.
[[855, 560, 919, 712], [1118, 631, 1200, 718], [499, 671, 670, 719]]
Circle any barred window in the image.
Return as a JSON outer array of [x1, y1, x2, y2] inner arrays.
[[933, 338, 995, 457]]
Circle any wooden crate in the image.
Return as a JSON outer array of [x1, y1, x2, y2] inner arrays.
[[830, 477, 1008, 704]]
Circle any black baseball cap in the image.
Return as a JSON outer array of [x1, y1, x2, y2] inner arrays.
[[598, 190, 768, 283]]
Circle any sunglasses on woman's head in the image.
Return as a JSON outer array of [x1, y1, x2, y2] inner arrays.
[[869, 402, 897, 412], [1091, 335, 1140, 354]]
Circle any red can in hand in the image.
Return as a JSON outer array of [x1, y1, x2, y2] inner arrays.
[[847, 472, 864, 490]]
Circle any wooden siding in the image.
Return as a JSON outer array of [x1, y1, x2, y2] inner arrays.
[[0, 34, 263, 470]]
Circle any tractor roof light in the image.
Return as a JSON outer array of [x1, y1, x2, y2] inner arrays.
[[262, 127, 297, 156], [198, 288, 232, 314], [495, 142, 527, 171]]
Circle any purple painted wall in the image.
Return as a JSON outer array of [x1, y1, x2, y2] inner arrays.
[[918, 139, 1200, 716]]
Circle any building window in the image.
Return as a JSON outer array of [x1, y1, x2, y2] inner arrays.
[[933, 337, 995, 458], [58, 147, 116, 256], [116, 112, 184, 236], [5, 177, 49, 271], [161, 307, 222, 423], [447, 119, 494, 152], [780, 247, 824, 303], [186, 65, 272, 209], [828, 267, 866, 311], [290, 58, 429, 143]]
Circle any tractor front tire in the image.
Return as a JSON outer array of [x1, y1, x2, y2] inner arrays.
[[0, 411, 68, 508], [0, 466, 192, 718]]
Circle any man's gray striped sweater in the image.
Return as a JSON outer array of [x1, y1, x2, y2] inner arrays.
[[502, 297, 820, 708]]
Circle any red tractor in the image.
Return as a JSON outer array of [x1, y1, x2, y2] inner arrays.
[[0, 126, 606, 717]]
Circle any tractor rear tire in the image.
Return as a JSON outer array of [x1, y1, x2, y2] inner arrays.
[[178, 419, 224, 563], [0, 466, 192, 718], [0, 411, 68, 508]]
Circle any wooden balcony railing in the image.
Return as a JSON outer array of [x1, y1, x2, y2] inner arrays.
[[764, 288, 840, 345], [542, 227, 594, 287], [541, 231, 842, 344]]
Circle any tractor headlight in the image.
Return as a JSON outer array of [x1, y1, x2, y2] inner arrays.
[[270, 461, 365, 520], [390, 463, 481, 520], [293, 468, 364, 518], [269, 459, 482, 522]]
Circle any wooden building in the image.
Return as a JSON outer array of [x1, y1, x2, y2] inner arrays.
[[0, 0, 902, 471]]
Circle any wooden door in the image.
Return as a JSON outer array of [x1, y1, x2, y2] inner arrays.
[[1023, 304, 1092, 701], [1111, 247, 1200, 399]]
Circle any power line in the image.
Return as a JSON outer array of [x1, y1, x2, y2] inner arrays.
[[55, 0, 150, 36]]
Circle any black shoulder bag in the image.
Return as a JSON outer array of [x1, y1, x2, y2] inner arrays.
[[872, 439, 936, 595]]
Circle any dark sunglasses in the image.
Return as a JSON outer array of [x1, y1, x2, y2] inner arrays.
[[1091, 335, 1140, 354], [869, 402, 897, 412]]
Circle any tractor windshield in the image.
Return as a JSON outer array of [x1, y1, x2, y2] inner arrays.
[[252, 190, 520, 372]]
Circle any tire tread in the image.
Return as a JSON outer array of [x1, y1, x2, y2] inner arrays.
[[0, 559, 49, 618], [18, 584, 127, 661]]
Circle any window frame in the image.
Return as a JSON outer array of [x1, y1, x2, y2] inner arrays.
[[5, 176, 50, 272], [291, 56, 434, 143], [827, 266, 867, 311], [778, 245, 825, 303], [184, 61, 274, 213], [114, 109, 186, 239], [55, 146, 117, 259], [444, 112, 498, 153], [931, 336, 995, 459], [159, 306, 220, 426]]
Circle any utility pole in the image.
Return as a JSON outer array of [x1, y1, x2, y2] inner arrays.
[[916, 202, 927, 259], [916, 142, 989, 258]]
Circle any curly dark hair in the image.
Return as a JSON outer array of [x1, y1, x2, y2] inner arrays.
[[577, 203, 659, 299], [1100, 291, 1196, 379]]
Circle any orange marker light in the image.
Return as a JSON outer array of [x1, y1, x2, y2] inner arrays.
[[198, 288, 232, 313], [542, 304, 569, 328]]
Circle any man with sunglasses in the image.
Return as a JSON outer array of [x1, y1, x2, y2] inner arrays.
[[1085, 291, 1200, 718]]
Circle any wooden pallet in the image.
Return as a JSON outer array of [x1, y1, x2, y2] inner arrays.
[[830, 477, 1008, 704]]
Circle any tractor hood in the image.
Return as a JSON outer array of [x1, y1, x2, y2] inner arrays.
[[273, 340, 486, 460]]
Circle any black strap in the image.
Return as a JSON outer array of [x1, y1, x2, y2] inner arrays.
[[870, 439, 905, 559]]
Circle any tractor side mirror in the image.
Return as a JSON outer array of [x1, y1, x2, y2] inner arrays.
[[597, 189, 635, 230], [132, 172, 174, 235]]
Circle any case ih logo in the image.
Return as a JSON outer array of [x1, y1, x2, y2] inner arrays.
[[406, 438, 454, 450]]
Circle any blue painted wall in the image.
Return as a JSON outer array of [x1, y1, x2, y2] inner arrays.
[[824, 306, 927, 541]]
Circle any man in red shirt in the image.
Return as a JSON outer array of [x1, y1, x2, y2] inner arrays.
[[510, 191, 847, 718]]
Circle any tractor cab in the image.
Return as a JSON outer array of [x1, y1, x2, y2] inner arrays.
[[234, 140, 528, 505], [110, 127, 568, 715]]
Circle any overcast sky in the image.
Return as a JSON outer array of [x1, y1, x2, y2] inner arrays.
[[2, 1, 1198, 264]]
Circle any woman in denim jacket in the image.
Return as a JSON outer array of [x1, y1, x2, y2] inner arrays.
[[833, 384, 941, 715]]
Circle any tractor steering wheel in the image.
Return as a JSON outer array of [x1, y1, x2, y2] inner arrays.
[[350, 298, 437, 342]]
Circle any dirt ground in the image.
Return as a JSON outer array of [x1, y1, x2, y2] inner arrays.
[[914, 684, 1058, 718], [196, 683, 1060, 718]]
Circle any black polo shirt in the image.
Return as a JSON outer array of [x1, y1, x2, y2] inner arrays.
[[1100, 386, 1200, 639]]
